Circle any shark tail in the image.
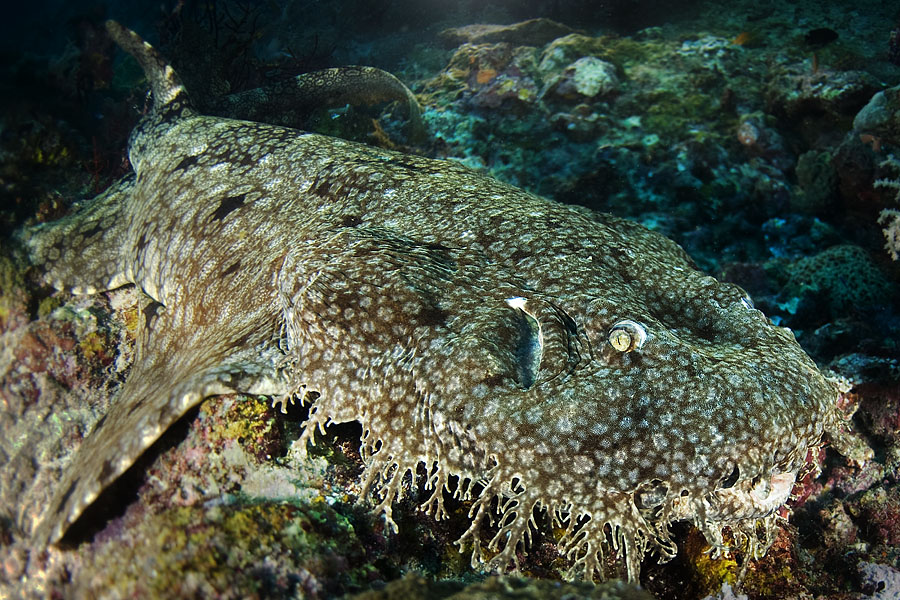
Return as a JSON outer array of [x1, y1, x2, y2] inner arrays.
[[105, 20, 192, 114]]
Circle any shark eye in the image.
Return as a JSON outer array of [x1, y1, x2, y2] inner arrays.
[[608, 319, 647, 352]]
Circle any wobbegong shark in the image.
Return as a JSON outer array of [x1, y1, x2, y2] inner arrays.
[[24, 21, 849, 581]]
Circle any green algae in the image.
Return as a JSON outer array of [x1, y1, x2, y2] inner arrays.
[[75, 500, 372, 599]]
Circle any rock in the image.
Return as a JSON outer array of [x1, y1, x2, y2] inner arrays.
[[538, 34, 612, 74], [348, 573, 654, 599], [853, 83, 900, 147], [439, 18, 579, 48], [766, 68, 879, 126], [542, 56, 619, 100]]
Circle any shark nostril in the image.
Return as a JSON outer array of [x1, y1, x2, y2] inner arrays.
[[721, 465, 740, 489]]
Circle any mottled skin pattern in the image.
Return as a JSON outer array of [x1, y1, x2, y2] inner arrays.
[[26, 22, 842, 581]]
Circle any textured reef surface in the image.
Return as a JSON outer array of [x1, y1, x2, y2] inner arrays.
[[1, 1, 900, 599]]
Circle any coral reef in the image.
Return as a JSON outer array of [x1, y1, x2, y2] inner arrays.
[[542, 56, 619, 100], [2, 1, 900, 598], [792, 150, 838, 215], [854, 84, 900, 147], [780, 244, 894, 319], [350, 574, 653, 599]]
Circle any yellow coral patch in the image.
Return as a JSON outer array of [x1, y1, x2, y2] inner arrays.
[[476, 68, 498, 84]]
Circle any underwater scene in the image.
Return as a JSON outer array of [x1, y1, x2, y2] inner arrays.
[[1, 0, 900, 598]]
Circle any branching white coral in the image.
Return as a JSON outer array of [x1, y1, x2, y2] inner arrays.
[[875, 155, 900, 260], [879, 209, 900, 260], [875, 155, 900, 201]]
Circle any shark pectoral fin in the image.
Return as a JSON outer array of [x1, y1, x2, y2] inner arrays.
[[22, 175, 135, 294], [30, 358, 234, 547], [31, 300, 270, 547]]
